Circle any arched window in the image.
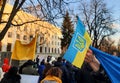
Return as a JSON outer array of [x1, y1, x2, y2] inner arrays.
[[17, 34, 20, 39], [23, 35, 27, 40], [8, 32, 12, 38]]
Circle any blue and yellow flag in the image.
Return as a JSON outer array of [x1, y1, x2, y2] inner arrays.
[[63, 17, 92, 68], [11, 36, 37, 60], [90, 46, 120, 83]]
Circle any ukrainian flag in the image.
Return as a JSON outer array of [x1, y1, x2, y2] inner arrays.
[[63, 17, 92, 68]]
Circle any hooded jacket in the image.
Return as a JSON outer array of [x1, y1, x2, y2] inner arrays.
[[0, 66, 21, 83], [2, 58, 11, 72]]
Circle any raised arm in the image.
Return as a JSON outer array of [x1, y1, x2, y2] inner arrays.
[[85, 49, 100, 72]]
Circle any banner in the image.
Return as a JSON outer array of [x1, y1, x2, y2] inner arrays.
[[11, 36, 37, 60], [63, 17, 92, 68], [90, 46, 120, 83], [20, 74, 39, 83]]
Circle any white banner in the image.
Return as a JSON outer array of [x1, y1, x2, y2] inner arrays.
[[20, 74, 39, 83]]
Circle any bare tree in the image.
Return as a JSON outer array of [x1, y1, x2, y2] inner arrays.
[[99, 37, 115, 53], [79, 0, 116, 48], [0, 0, 79, 41], [21, 0, 80, 26], [117, 39, 120, 53], [0, 0, 26, 41], [23, 0, 65, 23]]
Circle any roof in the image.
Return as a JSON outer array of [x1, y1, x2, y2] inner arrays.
[[0, 3, 62, 36]]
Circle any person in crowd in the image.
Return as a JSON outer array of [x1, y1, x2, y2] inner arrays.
[[46, 56, 52, 63], [38, 63, 52, 83], [2, 58, 11, 72], [62, 59, 66, 66], [41, 63, 52, 80], [40, 67, 62, 83], [49, 56, 56, 65], [0, 66, 21, 83], [75, 49, 111, 83], [38, 59, 46, 82], [54, 57, 70, 83], [65, 61, 78, 83], [19, 60, 38, 75], [36, 55, 40, 68]]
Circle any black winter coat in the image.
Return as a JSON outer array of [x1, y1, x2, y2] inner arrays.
[[0, 72, 21, 83], [75, 62, 111, 83], [54, 61, 70, 83]]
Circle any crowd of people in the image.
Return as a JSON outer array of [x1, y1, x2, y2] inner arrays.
[[0, 49, 112, 83]]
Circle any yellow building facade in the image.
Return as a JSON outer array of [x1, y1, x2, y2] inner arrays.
[[0, 3, 62, 60]]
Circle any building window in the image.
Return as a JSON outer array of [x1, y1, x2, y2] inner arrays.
[[23, 35, 27, 40], [8, 32, 12, 38], [52, 48, 53, 53], [24, 25, 27, 31], [57, 37, 59, 40], [7, 43, 11, 51], [45, 47, 47, 53], [58, 42, 60, 46], [40, 37, 44, 45], [52, 41, 54, 45], [58, 48, 60, 54], [55, 48, 56, 53], [29, 35, 33, 41], [55, 35, 56, 39], [49, 47, 50, 53], [17, 34, 20, 39], [40, 46, 42, 53]]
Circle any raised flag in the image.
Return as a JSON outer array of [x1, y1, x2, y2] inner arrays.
[[11, 36, 37, 60], [90, 46, 120, 83], [63, 17, 92, 68]]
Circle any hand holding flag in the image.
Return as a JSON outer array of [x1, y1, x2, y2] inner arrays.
[[90, 46, 120, 83], [63, 16, 120, 83]]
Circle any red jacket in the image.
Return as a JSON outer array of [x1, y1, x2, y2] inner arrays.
[[2, 58, 11, 72]]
